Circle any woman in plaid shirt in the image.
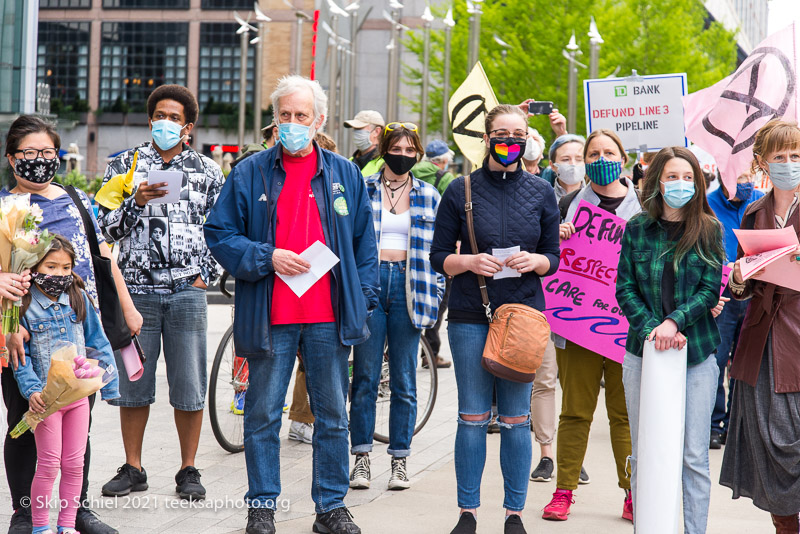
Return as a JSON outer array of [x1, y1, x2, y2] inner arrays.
[[616, 146, 724, 534], [348, 123, 445, 493]]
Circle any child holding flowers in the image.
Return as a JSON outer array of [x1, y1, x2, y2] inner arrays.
[[12, 235, 119, 534]]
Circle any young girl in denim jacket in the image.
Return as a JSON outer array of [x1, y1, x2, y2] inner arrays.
[[12, 235, 119, 534]]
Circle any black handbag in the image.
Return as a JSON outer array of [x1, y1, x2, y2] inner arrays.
[[64, 186, 132, 350]]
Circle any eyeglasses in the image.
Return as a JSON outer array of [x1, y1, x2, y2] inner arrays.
[[384, 122, 419, 136], [14, 148, 58, 161], [489, 129, 527, 138]]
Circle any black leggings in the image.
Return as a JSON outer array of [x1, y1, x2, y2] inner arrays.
[[3, 366, 95, 512]]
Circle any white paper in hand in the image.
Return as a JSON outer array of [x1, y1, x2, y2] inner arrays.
[[492, 246, 521, 279], [276, 241, 340, 298], [147, 170, 183, 204]]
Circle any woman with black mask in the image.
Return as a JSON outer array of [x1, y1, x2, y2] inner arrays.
[[348, 123, 445, 493]]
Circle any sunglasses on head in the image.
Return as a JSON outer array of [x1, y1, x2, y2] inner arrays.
[[384, 122, 419, 136]]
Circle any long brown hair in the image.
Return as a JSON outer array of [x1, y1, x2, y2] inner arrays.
[[641, 147, 723, 267], [20, 235, 88, 322]]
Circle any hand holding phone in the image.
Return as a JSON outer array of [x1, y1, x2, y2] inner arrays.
[[528, 101, 554, 115]]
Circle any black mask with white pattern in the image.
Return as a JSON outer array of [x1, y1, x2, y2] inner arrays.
[[14, 157, 60, 184], [32, 272, 73, 298]]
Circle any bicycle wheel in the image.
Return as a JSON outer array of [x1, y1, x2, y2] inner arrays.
[[208, 325, 247, 453], [372, 336, 438, 444]]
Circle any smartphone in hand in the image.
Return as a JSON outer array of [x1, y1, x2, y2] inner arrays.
[[132, 334, 146, 363], [528, 101, 554, 115]]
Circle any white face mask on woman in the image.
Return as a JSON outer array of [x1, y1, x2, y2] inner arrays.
[[524, 137, 542, 161], [555, 163, 586, 186]]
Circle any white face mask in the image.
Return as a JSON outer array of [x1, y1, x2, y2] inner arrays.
[[353, 128, 373, 151], [524, 137, 542, 161], [555, 163, 586, 186]]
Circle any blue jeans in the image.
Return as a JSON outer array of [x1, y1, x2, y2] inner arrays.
[[623, 352, 718, 534], [448, 322, 532, 512], [244, 322, 350, 513], [350, 262, 420, 457], [712, 289, 749, 433], [110, 286, 207, 411]]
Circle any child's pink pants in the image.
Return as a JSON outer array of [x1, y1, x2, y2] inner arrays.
[[31, 396, 89, 529]]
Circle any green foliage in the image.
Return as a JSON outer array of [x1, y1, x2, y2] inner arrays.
[[54, 169, 89, 191], [86, 175, 104, 195], [402, 0, 738, 148]]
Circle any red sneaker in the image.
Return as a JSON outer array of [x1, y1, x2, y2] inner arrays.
[[622, 491, 633, 521], [543, 489, 574, 521]]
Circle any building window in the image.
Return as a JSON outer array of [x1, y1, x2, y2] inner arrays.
[[40, 0, 91, 8], [103, 0, 189, 8], [100, 22, 188, 111], [37, 21, 91, 108], [201, 0, 252, 9], [198, 23, 254, 109]]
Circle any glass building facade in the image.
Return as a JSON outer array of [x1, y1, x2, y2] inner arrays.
[[37, 22, 91, 107], [198, 23, 254, 108]]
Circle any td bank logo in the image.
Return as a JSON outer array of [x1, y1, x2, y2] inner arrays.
[[614, 86, 627, 97]]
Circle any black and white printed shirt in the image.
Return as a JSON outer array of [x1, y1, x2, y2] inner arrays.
[[98, 142, 224, 294]]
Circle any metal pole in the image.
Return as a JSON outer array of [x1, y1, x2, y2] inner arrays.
[[421, 20, 431, 145], [567, 50, 577, 134], [386, 10, 399, 120], [295, 16, 304, 75], [589, 41, 598, 79], [253, 23, 265, 142], [238, 31, 248, 150], [468, 4, 481, 70], [346, 15, 358, 155], [443, 24, 451, 138], [328, 15, 339, 142]]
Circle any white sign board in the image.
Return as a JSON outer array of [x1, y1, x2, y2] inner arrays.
[[584, 73, 688, 152]]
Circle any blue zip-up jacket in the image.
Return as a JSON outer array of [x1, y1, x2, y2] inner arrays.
[[430, 160, 561, 322], [204, 142, 380, 358], [14, 286, 120, 401]]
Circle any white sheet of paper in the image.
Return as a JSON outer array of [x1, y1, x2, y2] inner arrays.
[[147, 170, 183, 204], [276, 241, 340, 298], [492, 246, 521, 279]]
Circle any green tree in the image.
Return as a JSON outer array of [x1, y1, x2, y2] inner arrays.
[[402, 0, 737, 149]]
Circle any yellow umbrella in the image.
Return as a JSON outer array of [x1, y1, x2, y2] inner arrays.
[[95, 151, 138, 210]]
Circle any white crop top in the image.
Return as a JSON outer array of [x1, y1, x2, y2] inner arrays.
[[380, 207, 410, 250]]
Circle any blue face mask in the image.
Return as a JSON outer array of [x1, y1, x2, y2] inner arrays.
[[278, 122, 314, 154], [735, 182, 754, 201], [661, 179, 695, 209], [768, 162, 800, 191], [151, 120, 185, 151]]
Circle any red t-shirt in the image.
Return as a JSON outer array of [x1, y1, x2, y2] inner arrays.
[[271, 147, 335, 324]]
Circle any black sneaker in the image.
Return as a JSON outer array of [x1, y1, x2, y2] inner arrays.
[[504, 514, 527, 534], [76, 507, 119, 534], [312, 506, 361, 534], [246, 507, 276, 534], [450, 512, 477, 534], [349, 454, 371, 489], [710, 431, 723, 450], [175, 465, 206, 500], [101, 464, 148, 496], [579, 465, 591, 485], [530, 457, 554, 482], [8, 507, 32, 534]]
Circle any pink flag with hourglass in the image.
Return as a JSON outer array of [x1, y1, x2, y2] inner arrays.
[[683, 22, 800, 198]]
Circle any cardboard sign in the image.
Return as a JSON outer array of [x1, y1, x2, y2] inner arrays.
[[584, 73, 688, 152], [544, 201, 731, 363]]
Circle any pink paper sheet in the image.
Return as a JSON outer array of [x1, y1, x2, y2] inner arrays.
[[733, 228, 800, 291]]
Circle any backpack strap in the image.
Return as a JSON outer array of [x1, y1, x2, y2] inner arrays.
[[434, 168, 446, 189], [558, 189, 581, 222]]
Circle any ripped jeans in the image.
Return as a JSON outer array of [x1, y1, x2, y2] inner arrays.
[[448, 322, 532, 511]]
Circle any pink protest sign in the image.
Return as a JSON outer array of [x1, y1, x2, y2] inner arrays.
[[544, 201, 629, 363], [544, 201, 732, 363]]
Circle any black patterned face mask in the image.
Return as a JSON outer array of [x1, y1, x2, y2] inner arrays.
[[32, 272, 73, 298], [14, 157, 60, 184]]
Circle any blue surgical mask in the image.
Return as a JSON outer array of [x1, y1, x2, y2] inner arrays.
[[278, 122, 314, 154], [151, 120, 185, 151], [768, 162, 800, 191], [661, 180, 695, 209], [735, 182, 754, 201]]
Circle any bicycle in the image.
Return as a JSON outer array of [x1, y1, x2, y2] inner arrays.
[[208, 272, 439, 453]]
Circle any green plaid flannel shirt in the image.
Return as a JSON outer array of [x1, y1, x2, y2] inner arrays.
[[616, 214, 723, 365]]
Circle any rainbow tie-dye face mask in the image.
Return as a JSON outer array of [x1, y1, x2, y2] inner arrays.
[[489, 137, 526, 167]]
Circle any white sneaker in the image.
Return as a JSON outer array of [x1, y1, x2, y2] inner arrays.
[[288, 421, 313, 444], [349, 454, 371, 489], [388, 457, 410, 490]]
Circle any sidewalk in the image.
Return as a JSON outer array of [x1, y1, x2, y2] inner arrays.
[[1, 303, 769, 533]]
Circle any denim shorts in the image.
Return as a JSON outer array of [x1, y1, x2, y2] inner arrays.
[[108, 286, 208, 411]]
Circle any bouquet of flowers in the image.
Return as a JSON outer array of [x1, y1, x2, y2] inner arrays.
[[0, 194, 53, 334], [9, 343, 116, 437]]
